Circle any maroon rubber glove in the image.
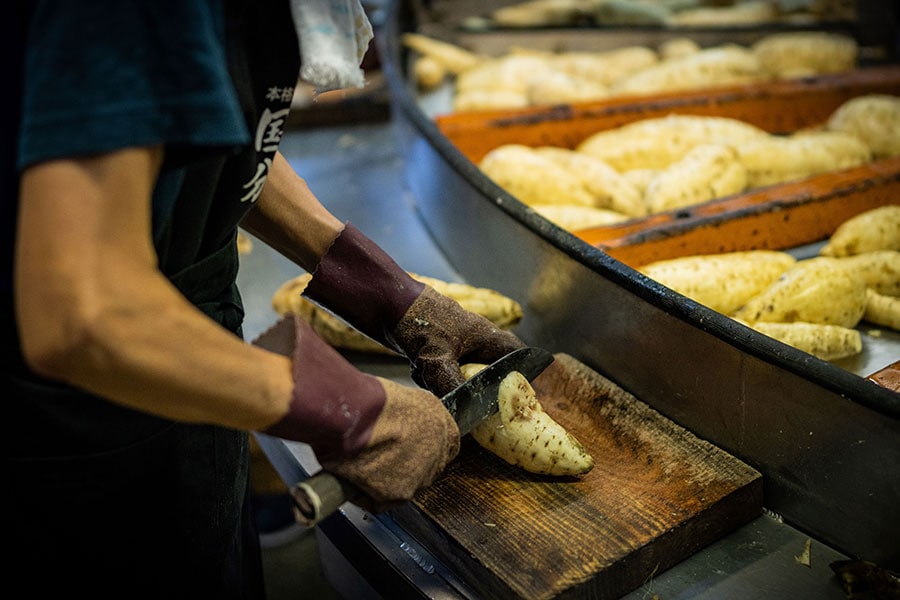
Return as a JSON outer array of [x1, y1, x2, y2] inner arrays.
[[303, 223, 526, 396], [254, 316, 460, 509]]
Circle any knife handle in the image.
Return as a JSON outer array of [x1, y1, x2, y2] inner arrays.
[[288, 471, 362, 527]]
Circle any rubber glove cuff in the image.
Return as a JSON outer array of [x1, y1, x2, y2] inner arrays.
[[256, 315, 385, 461]]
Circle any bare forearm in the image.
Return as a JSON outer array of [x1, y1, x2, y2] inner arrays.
[[16, 151, 293, 430], [35, 265, 292, 430], [241, 152, 343, 271]]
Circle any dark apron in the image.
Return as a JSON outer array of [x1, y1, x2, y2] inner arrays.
[[7, 0, 300, 595], [8, 241, 262, 599]]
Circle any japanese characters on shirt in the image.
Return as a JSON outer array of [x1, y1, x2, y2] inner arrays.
[[240, 85, 295, 204]]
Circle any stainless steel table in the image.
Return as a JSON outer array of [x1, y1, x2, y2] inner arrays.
[[240, 122, 858, 600]]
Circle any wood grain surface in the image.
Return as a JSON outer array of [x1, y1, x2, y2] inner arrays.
[[392, 354, 763, 600]]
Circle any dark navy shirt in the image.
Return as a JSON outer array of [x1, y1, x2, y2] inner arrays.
[[5, 0, 300, 377], [5, 3, 303, 591], [5, 0, 299, 452]]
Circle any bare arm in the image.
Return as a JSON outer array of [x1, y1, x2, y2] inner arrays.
[[15, 147, 293, 429], [241, 151, 344, 272]]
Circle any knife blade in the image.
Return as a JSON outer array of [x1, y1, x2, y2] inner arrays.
[[442, 346, 554, 435], [289, 346, 555, 526]]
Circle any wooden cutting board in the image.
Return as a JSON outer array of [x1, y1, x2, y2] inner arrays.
[[392, 354, 763, 600]]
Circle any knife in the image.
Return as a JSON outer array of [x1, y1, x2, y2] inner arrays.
[[289, 346, 555, 527]]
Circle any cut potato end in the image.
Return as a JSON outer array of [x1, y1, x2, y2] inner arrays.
[[461, 364, 594, 477]]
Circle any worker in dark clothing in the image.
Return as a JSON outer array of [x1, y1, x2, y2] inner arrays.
[[4, 1, 523, 596]]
